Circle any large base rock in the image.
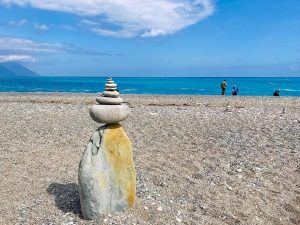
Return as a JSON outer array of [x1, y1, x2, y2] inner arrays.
[[78, 123, 136, 220]]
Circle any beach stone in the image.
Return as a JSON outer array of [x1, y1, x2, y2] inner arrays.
[[90, 104, 130, 123], [105, 87, 117, 91], [105, 83, 117, 88], [78, 124, 136, 220], [106, 78, 114, 83], [96, 96, 123, 105], [176, 217, 182, 223], [157, 206, 163, 212], [102, 91, 120, 98], [225, 105, 232, 112]]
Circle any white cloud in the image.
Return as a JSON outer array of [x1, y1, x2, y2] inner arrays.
[[34, 23, 48, 31], [8, 18, 27, 27], [0, 36, 118, 56], [142, 29, 168, 38], [0, 37, 65, 53], [0, 0, 215, 37], [0, 54, 36, 62]]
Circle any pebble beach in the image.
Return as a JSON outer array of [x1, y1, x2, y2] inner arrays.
[[0, 92, 299, 225]]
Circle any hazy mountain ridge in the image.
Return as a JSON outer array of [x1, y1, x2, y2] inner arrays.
[[0, 65, 16, 77], [0, 62, 40, 77]]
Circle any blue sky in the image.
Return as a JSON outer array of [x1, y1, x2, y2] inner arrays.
[[0, 0, 299, 76]]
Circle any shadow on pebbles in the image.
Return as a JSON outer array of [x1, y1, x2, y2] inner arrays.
[[47, 183, 81, 215]]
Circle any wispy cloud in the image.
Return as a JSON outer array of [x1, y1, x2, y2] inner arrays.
[[0, 37, 66, 53], [0, 54, 36, 62], [0, 36, 121, 56], [8, 18, 27, 27], [34, 23, 48, 31], [0, 0, 215, 37]]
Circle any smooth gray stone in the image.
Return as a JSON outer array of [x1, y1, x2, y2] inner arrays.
[[96, 96, 123, 105], [78, 130, 115, 219], [105, 83, 117, 88], [102, 91, 119, 98], [105, 87, 117, 91], [90, 104, 130, 123], [78, 125, 136, 220]]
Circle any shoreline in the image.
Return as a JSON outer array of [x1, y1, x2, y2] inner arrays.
[[1, 76, 300, 97], [0, 91, 299, 98]]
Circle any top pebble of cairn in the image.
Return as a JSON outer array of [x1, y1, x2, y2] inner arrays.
[[90, 77, 130, 124]]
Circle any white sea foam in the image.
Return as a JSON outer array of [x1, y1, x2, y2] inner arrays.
[[122, 89, 137, 92], [179, 88, 205, 91], [281, 89, 300, 92], [30, 88, 44, 91]]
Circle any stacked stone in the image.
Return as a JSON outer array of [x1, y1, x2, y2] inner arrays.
[[78, 77, 136, 220], [101, 77, 120, 98], [225, 104, 232, 112], [89, 77, 130, 124]]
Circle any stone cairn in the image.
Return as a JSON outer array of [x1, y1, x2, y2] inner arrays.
[[78, 77, 136, 220], [225, 104, 232, 112]]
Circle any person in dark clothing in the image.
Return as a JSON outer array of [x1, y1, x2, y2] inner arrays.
[[273, 89, 280, 96], [232, 85, 239, 96], [220, 80, 227, 95]]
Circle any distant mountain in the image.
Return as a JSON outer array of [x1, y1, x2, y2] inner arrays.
[[0, 62, 40, 77], [0, 65, 16, 78]]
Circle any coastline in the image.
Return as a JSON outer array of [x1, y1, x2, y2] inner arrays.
[[0, 92, 299, 224], [1, 76, 300, 96]]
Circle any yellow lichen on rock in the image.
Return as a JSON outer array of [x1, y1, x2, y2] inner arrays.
[[103, 123, 136, 207]]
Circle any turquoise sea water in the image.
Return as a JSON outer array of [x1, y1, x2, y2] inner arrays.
[[0, 77, 299, 96]]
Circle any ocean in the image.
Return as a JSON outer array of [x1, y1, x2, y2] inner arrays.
[[0, 77, 299, 96]]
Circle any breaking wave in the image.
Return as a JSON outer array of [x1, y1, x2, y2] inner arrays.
[[281, 89, 300, 92]]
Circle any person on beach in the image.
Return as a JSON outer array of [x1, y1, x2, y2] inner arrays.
[[221, 80, 227, 95], [232, 85, 239, 96], [273, 89, 280, 96]]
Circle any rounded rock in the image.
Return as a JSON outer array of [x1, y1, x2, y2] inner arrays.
[[102, 91, 119, 98], [96, 96, 123, 105], [90, 104, 130, 123], [106, 83, 117, 88], [79, 124, 136, 219], [105, 87, 117, 91]]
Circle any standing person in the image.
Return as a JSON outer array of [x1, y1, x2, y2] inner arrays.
[[220, 80, 227, 95], [273, 89, 280, 96], [232, 85, 239, 96]]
